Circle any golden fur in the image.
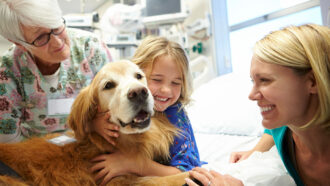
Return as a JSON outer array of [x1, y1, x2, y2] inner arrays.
[[0, 61, 188, 186]]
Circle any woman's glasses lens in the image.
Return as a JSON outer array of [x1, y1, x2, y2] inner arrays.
[[32, 20, 66, 47]]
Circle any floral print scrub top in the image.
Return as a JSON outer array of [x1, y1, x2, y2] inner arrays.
[[165, 102, 204, 171], [0, 28, 112, 143]]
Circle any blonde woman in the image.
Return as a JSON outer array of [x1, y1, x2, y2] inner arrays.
[[187, 24, 330, 186]]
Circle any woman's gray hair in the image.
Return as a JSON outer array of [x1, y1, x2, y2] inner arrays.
[[0, 0, 63, 47]]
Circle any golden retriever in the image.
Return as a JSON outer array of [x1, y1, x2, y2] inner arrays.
[[0, 60, 188, 186]]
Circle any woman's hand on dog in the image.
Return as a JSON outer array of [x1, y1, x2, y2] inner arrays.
[[90, 152, 135, 186], [92, 109, 120, 146], [185, 167, 244, 186]]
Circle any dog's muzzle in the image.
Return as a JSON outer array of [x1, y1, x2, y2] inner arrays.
[[119, 110, 151, 129], [119, 86, 152, 129]]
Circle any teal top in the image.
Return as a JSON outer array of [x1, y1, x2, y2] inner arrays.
[[265, 127, 304, 186], [0, 28, 112, 142]]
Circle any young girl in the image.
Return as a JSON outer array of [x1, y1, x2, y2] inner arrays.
[[90, 36, 203, 185]]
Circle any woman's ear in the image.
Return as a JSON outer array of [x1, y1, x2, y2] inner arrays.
[[306, 71, 317, 94]]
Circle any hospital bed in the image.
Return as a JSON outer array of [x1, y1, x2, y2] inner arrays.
[[187, 57, 296, 186]]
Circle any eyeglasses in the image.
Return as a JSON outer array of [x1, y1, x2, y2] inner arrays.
[[22, 19, 66, 47]]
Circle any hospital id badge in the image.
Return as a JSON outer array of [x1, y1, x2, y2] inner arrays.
[[47, 98, 75, 116], [48, 134, 76, 146]]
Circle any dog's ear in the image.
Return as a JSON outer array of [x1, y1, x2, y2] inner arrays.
[[67, 86, 98, 141]]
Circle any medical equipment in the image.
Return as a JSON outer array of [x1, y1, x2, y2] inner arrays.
[[106, 34, 138, 59], [142, 0, 189, 27], [63, 12, 99, 32]]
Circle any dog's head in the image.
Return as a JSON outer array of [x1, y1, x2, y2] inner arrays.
[[68, 60, 154, 141]]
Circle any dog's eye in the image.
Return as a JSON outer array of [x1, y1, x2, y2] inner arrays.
[[135, 73, 143, 80], [104, 82, 116, 90]]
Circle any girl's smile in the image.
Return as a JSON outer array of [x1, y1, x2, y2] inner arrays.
[[147, 55, 182, 112]]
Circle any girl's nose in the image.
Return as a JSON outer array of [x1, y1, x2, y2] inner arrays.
[[160, 84, 171, 94]]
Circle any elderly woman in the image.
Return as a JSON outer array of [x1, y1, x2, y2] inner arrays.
[[186, 24, 330, 186], [0, 0, 113, 177]]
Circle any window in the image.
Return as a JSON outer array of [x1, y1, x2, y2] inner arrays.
[[229, 6, 322, 76]]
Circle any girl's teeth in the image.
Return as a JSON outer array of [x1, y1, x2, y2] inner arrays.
[[155, 97, 168, 102]]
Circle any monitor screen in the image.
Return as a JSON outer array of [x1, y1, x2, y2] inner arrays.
[[143, 0, 188, 26], [146, 0, 181, 16]]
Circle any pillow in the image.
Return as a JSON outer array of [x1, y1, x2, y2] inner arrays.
[[186, 73, 264, 136]]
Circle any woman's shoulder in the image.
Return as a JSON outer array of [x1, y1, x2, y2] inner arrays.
[[265, 126, 288, 150], [67, 28, 101, 44], [0, 46, 26, 68]]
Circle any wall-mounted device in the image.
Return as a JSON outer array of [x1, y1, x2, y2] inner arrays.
[[63, 12, 99, 31], [142, 0, 189, 27]]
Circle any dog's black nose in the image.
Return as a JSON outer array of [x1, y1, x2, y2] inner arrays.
[[127, 87, 148, 103]]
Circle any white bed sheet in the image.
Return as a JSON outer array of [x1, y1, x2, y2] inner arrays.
[[195, 133, 260, 165], [194, 133, 296, 186]]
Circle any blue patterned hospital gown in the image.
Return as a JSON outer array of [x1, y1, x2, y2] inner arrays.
[[164, 102, 204, 171]]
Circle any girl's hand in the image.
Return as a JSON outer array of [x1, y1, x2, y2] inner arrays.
[[185, 167, 243, 186], [229, 150, 253, 163], [90, 152, 136, 186], [91, 110, 119, 146]]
